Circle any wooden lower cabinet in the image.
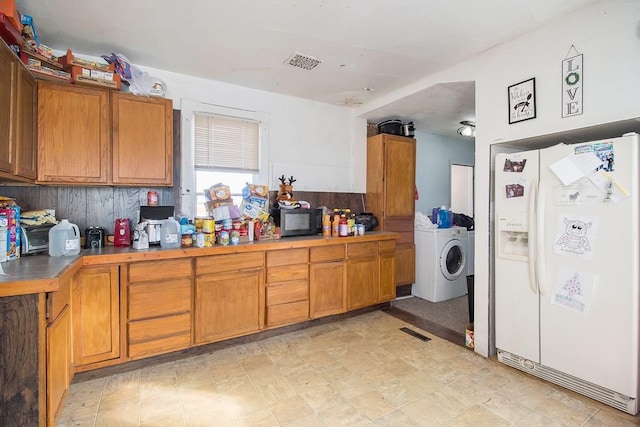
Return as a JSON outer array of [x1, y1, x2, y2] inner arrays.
[[194, 252, 265, 344], [127, 259, 193, 359], [309, 245, 346, 318], [396, 243, 415, 286], [346, 242, 379, 309], [73, 265, 120, 369], [379, 241, 397, 302], [46, 273, 73, 426], [46, 304, 70, 425]]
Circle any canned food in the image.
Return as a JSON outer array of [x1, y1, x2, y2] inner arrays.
[[195, 232, 205, 248], [147, 190, 158, 206], [181, 234, 193, 247], [230, 230, 240, 245], [204, 232, 215, 247], [194, 218, 204, 232], [202, 218, 214, 233], [356, 224, 365, 236], [219, 230, 229, 246], [222, 218, 232, 230]]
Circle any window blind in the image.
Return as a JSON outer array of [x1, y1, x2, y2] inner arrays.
[[194, 113, 260, 172]]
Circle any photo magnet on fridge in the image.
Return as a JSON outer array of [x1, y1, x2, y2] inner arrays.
[[503, 158, 527, 172]]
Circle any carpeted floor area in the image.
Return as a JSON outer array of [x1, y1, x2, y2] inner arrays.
[[391, 295, 471, 335]]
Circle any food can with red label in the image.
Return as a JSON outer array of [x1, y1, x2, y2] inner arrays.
[[147, 191, 158, 206]]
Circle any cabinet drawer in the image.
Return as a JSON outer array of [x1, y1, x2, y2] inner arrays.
[[128, 312, 191, 358], [266, 300, 309, 327], [129, 259, 192, 283], [267, 264, 308, 283], [48, 274, 72, 322], [128, 312, 191, 343], [347, 242, 378, 259], [266, 280, 308, 305], [197, 252, 264, 275], [128, 278, 191, 321], [379, 240, 396, 253], [266, 248, 309, 267], [310, 245, 345, 263]]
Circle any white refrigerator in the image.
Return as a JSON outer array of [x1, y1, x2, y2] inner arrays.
[[494, 133, 639, 414]]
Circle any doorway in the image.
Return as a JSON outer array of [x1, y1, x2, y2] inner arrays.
[[450, 163, 474, 217]]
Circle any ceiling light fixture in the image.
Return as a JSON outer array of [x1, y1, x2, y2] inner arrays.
[[457, 120, 476, 137]]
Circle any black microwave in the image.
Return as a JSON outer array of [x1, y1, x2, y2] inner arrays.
[[271, 207, 323, 237]]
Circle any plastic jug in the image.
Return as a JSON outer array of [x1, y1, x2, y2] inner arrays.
[[437, 206, 452, 228], [49, 219, 81, 257], [160, 217, 181, 248]]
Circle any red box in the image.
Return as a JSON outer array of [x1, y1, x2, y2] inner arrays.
[[59, 49, 115, 72], [0, 1, 21, 31], [0, 12, 21, 45]]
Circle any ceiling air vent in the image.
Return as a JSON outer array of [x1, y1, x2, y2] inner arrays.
[[285, 52, 322, 71]]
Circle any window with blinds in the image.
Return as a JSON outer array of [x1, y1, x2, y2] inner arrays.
[[193, 113, 260, 173]]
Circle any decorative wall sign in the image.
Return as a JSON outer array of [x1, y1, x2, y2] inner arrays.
[[562, 46, 583, 118], [508, 78, 536, 124]]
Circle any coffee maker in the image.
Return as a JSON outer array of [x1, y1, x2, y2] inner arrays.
[[140, 206, 174, 245]]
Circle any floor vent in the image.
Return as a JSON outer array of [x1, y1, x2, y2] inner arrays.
[[400, 327, 431, 342]]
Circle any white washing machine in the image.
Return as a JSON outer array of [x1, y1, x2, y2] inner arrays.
[[413, 226, 468, 302]]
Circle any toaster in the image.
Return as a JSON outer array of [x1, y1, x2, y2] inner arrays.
[[21, 224, 54, 255]]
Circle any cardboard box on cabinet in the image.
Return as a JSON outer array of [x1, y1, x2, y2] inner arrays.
[[0, 206, 20, 261]]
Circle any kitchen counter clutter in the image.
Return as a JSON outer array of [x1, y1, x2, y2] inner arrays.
[[0, 232, 397, 291], [0, 231, 398, 426]]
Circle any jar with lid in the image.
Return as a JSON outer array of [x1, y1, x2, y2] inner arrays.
[[338, 215, 349, 237]]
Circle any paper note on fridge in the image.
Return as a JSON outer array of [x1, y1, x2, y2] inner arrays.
[[549, 152, 602, 186], [551, 268, 595, 315]]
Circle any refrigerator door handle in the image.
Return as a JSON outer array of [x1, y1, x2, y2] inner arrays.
[[528, 178, 539, 295], [536, 175, 547, 296]]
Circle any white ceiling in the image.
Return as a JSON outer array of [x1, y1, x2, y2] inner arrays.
[[16, 0, 600, 139]]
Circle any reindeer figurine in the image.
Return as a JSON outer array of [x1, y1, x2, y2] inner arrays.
[[275, 175, 300, 208]]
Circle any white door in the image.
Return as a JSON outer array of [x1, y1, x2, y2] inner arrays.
[[494, 149, 540, 362], [538, 135, 639, 396]]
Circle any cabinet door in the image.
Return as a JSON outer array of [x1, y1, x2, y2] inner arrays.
[[379, 249, 396, 302], [346, 242, 379, 310], [37, 82, 109, 184], [396, 243, 415, 286], [194, 268, 264, 344], [13, 66, 37, 179], [309, 261, 345, 319], [384, 135, 416, 218], [47, 304, 70, 426], [0, 43, 14, 173], [111, 93, 173, 186], [73, 265, 120, 367]]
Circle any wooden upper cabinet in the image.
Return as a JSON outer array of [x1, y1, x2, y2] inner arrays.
[[0, 44, 15, 174], [383, 136, 416, 218], [13, 66, 37, 179], [366, 134, 416, 221], [37, 82, 110, 184], [0, 39, 37, 182], [111, 92, 173, 186], [36, 82, 173, 186]]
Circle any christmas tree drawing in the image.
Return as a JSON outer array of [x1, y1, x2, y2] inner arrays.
[[563, 273, 583, 296]]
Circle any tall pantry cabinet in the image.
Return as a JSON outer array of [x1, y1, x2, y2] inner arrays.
[[366, 133, 416, 286]]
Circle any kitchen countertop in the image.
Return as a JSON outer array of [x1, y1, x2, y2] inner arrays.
[[0, 231, 399, 297]]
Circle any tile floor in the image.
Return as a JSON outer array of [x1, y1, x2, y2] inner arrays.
[[58, 311, 640, 426]]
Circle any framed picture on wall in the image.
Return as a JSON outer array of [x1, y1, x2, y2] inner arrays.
[[508, 78, 536, 124]]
